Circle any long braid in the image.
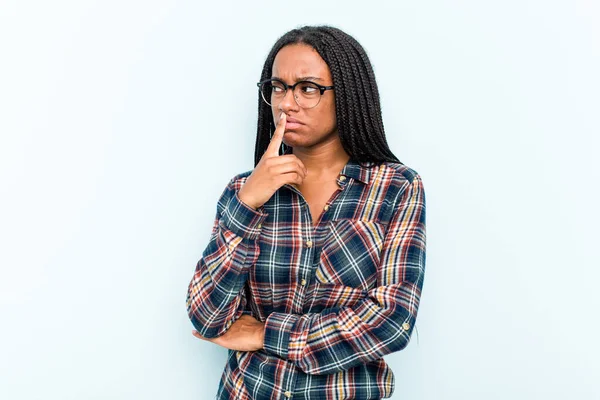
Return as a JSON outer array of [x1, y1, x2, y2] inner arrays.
[[320, 32, 365, 159], [337, 34, 377, 158], [253, 25, 402, 167]]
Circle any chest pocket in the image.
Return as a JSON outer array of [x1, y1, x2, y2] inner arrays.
[[316, 219, 387, 291]]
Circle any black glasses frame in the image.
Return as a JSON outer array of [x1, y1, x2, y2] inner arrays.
[[256, 78, 335, 108]]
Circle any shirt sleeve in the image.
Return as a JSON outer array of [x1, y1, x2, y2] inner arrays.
[[186, 176, 268, 338], [262, 174, 426, 375]]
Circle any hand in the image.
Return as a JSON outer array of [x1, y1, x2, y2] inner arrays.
[[192, 314, 265, 352], [238, 112, 308, 210]]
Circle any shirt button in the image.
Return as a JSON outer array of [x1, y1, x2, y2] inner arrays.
[[300, 278, 307, 286], [323, 205, 329, 211], [306, 240, 313, 248], [284, 391, 292, 398], [339, 175, 346, 181], [402, 322, 411, 331], [257, 223, 262, 229]]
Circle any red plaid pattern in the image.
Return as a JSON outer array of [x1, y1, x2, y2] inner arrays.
[[187, 159, 427, 399]]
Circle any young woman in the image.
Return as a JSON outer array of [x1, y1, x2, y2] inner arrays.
[[186, 25, 427, 400]]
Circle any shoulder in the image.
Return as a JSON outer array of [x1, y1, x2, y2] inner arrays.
[[376, 162, 426, 218], [376, 161, 422, 187], [371, 161, 425, 208]]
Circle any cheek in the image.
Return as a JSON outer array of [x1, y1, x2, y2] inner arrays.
[[330, 106, 337, 127], [316, 100, 337, 130]]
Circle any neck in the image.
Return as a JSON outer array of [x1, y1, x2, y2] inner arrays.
[[292, 142, 350, 182]]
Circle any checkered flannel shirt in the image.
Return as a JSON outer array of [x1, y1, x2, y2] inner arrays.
[[186, 158, 426, 399]]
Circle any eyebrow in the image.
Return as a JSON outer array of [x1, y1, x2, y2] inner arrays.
[[271, 75, 323, 82]]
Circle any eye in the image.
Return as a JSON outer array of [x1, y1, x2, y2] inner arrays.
[[271, 81, 286, 93], [299, 82, 319, 95]]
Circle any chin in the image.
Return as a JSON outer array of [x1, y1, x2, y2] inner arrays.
[[282, 129, 303, 142]]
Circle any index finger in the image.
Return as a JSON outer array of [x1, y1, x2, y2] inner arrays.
[[264, 112, 286, 158]]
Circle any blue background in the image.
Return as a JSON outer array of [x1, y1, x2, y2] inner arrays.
[[0, 1, 598, 398]]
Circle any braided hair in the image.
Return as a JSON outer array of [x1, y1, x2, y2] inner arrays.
[[254, 25, 402, 168]]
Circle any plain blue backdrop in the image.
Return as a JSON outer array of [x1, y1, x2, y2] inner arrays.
[[0, 0, 598, 399]]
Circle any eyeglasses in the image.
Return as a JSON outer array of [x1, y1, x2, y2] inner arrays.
[[256, 78, 334, 109]]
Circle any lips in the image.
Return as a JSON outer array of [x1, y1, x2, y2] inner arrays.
[[285, 116, 303, 124], [283, 115, 303, 129], [285, 122, 302, 130]]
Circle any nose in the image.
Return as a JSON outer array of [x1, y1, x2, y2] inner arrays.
[[278, 87, 299, 113]]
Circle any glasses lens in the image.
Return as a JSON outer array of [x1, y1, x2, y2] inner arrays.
[[260, 80, 286, 106], [294, 82, 321, 108], [259, 80, 323, 108]]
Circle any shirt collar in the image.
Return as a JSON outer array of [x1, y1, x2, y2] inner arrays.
[[340, 159, 376, 185]]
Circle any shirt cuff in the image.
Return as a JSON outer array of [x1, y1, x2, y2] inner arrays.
[[263, 312, 300, 360], [219, 190, 268, 240]]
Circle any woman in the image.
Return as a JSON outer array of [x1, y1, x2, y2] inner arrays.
[[186, 25, 427, 400]]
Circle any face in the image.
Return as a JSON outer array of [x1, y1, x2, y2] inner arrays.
[[270, 43, 337, 149]]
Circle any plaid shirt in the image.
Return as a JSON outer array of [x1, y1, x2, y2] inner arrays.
[[186, 158, 426, 400]]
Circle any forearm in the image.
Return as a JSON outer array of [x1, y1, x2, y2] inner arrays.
[[262, 281, 421, 375]]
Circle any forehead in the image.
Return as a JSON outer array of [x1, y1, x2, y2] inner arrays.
[[272, 43, 331, 81]]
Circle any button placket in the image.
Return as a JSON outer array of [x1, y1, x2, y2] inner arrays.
[[297, 182, 340, 310], [297, 238, 312, 307], [297, 212, 313, 311]]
